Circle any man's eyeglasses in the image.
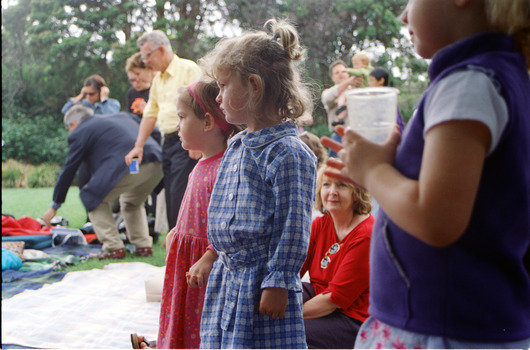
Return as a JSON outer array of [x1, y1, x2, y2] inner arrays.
[[141, 47, 159, 62], [320, 243, 341, 269]]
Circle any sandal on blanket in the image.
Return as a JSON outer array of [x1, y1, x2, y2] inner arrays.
[[130, 333, 156, 349]]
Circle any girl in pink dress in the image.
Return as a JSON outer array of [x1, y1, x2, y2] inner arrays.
[[149, 79, 236, 349]]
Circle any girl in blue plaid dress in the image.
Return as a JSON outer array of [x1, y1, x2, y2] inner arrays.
[[194, 18, 317, 348]]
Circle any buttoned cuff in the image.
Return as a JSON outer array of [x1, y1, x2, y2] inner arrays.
[[261, 270, 302, 292]]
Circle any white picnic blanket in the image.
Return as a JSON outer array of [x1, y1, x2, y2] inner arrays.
[[2, 262, 164, 349]]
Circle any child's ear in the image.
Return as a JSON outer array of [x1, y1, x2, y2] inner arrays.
[[203, 113, 215, 131], [248, 74, 262, 95]]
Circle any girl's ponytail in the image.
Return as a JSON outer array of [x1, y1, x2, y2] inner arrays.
[[265, 19, 305, 62]]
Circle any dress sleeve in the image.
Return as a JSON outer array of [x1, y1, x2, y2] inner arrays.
[[261, 147, 317, 291]]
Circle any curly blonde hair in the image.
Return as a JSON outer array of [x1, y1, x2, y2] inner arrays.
[[314, 160, 372, 215], [125, 52, 148, 73], [199, 18, 312, 125]]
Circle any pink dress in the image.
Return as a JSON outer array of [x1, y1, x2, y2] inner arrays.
[[157, 150, 224, 349]]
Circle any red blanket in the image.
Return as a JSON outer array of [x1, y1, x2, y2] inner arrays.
[[2, 216, 51, 236]]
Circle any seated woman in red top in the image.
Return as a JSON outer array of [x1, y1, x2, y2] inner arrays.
[[300, 161, 374, 349]]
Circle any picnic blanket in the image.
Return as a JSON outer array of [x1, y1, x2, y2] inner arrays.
[[2, 244, 103, 299], [2, 262, 163, 349]]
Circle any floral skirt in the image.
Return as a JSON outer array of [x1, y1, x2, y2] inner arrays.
[[157, 231, 208, 349], [355, 317, 530, 349]]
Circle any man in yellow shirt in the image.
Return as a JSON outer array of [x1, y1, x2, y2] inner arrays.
[[125, 30, 202, 228]]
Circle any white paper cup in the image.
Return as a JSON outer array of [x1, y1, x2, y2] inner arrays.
[[345, 87, 399, 144]]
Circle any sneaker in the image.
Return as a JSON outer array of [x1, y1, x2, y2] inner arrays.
[[96, 248, 126, 260], [135, 247, 153, 257]]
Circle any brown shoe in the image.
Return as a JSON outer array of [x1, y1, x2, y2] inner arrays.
[[97, 248, 126, 260], [135, 247, 153, 257]]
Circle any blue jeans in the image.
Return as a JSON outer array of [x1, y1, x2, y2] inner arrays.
[[329, 132, 342, 158]]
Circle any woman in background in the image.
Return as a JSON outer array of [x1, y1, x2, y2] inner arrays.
[[125, 52, 155, 118], [61, 74, 120, 115]]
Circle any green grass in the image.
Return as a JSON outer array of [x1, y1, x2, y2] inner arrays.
[[2, 187, 87, 228], [2, 187, 167, 272]]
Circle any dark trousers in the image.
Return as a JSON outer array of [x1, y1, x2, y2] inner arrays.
[[302, 282, 362, 349], [162, 132, 198, 228]]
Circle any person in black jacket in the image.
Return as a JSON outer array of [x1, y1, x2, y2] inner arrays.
[[125, 52, 155, 118], [43, 104, 163, 259]]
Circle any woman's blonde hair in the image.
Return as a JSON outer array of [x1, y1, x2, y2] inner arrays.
[[485, 0, 530, 68], [314, 160, 372, 215], [125, 52, 148, 73], [199, 18, 313, 124]]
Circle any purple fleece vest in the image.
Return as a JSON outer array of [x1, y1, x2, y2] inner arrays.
[[370, 32, 530, 342]]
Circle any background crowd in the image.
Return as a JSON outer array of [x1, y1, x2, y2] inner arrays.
[[6, 0, 530, 349]]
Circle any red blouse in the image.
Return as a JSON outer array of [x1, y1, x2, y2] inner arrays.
[[301, 214, 374, 322]]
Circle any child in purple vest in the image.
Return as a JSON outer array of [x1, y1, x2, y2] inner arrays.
[[323, 0, 530, 348]]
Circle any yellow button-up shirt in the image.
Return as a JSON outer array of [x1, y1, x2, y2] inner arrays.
[[143, 54, 202, 134]]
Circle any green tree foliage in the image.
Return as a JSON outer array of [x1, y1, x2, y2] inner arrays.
[[2, 113, 69, 164], [1, 0, 222, 119], [2, 0, 428, 163], [220, 0, 427, 124]]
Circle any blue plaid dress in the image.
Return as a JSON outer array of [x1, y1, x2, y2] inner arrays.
[[200, 121, 317, 349]]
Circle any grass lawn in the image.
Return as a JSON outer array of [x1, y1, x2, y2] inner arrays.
[[2, 186, 167, 271], [2, 186, 87, 228]]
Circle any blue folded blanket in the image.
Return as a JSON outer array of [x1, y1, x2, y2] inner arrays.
[[2, 235, 52, 250]]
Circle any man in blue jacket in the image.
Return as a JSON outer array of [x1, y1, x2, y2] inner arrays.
[[43, 104, 163, 259]]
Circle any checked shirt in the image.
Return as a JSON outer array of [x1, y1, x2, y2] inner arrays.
[[200, 121, 317, 349]]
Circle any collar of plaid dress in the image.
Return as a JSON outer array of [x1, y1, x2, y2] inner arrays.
[[187, 81, 231, 133]]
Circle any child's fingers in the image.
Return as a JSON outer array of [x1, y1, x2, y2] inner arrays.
[[341, 126, 366, 145], [275, 309, 286, 319], [325, 157, 345, 170], [333, 125, 347, 137], [320, 136, 343, 154], [386, 125, 402, 147], [196, 274, 204, 288], [258, 305, 282, 319], [324, 156, 366, 190], [186, 272, 198, 288], [323, 169, 356, 185]]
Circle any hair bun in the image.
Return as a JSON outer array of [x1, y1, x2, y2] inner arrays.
[[264, 18, 305, 62]]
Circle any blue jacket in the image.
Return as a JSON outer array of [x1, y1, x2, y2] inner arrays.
[[52, 112, 162, 211], [370, 32, 530, 342], [61, 98, 121, 115]]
